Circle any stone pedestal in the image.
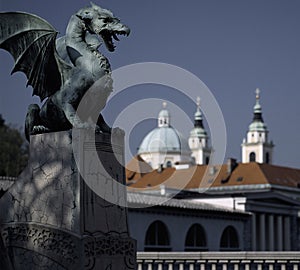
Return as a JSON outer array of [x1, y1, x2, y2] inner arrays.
[[0, 130, 136, 270]]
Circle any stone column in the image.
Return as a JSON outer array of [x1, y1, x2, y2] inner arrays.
[[276, 215, 283, 251], [251, 214, 257, 251], [268, 215, 274, 251], [259, 214, 266, 251], [284, 216, 291, 251], [0, 130, 137, 270]]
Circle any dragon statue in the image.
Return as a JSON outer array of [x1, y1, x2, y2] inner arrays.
[[0, 2, 130, 140]]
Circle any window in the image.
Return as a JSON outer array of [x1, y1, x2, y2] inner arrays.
[[220, 226, 239, 251], [185, 224, 207, 251], [236, 177, 243, 182], [249, 152, 256, 162], [266, 152, 270, 164], [205, 156, 209, 165], [144, 221, 171, 251], [191, 157, 196, 165]]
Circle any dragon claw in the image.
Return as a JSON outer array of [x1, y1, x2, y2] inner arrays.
[[32, 125, 50, 134]]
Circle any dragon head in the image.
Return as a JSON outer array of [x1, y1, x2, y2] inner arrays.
[[77, 2, 130, 52]]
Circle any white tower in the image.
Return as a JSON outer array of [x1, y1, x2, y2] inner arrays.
[[241, 89, 274, 164], [188, 97, 211, 165]]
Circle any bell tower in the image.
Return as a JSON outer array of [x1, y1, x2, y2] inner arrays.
[[241, 89, 274, 164], [188, 97, 211, 165]]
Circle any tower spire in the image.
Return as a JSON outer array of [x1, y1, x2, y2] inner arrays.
[[241, 89, 274, 164], [194, 97, 204, 128], [196, 96, 201, 110], [188, 97, 211, 165], [255, 88, 260, 100], [252, 88, 264, 123]]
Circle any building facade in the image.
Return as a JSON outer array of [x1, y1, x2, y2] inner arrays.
[[126, 90, 300, 252], [127, 192, 251, 252]]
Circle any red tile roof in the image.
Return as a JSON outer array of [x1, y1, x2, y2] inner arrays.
[[126, 155, 153, 185], [126, 162, 300, 192]]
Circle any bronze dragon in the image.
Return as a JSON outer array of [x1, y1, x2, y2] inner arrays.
[[0, 3, 130, 140]]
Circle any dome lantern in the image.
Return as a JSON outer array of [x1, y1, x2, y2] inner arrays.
[[158, 102, 170, 127]]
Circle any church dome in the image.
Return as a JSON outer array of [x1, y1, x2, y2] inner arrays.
[[138, 102, 190, 155], [138, 126, 190, 154]]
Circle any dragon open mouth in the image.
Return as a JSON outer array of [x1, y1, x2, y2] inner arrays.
[[100, 29, 129, 52]]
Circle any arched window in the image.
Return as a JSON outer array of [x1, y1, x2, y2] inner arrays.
[[185, 224, 207, 251], [220, 226, 239, 251], [166, 161, 172, 167], [144, 221, 171, 251], [249, 152, 256, 162], [266, 152, 270, 164], [205, 156, 210, 165]]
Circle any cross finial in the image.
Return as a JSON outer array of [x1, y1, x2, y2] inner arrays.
[[255, 88, 260, 100], [196, 97, 201, 108], [162, 101, 167, 108]]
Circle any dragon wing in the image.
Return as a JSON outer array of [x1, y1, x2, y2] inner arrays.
[[0, 12, 69, 101]]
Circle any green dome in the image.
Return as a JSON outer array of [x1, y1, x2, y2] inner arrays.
[[248, 121, 267, 132], [190, 126, 207, 138]]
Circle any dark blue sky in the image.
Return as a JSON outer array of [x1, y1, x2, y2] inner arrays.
[[0, 0, 300, 168]]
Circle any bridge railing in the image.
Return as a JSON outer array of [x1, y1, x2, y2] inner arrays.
[[137, 252, 300, 270]]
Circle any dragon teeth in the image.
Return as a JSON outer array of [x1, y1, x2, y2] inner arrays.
[[113, 33, 120, 41]]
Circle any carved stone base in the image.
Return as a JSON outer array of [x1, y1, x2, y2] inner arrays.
[[0, 130, 136, 270]]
